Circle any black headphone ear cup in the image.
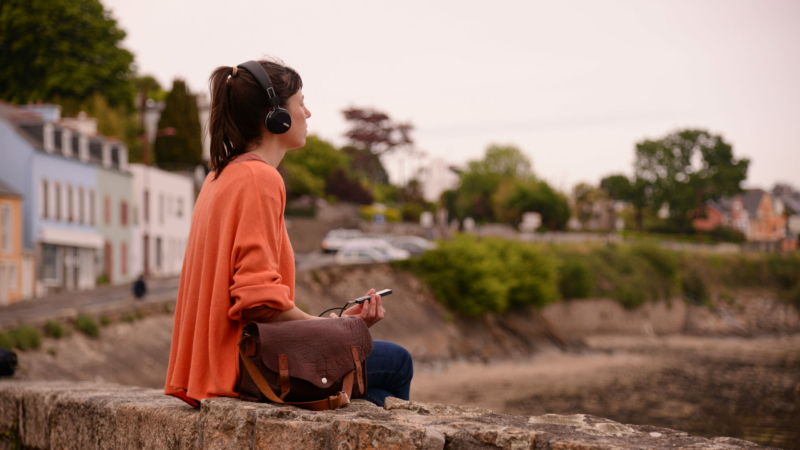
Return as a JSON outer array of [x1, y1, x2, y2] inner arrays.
[[265, 108, 292, 135]]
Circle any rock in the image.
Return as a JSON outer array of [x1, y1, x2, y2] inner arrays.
[[0, 380, 777, 450]]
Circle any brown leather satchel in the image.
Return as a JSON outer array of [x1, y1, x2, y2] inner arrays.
[[237, 316, 372, 411]]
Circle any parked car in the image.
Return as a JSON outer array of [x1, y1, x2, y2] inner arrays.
[[321, 228, 363, 253], [384, 236, 437, 256], [335, 239, 411, 265]]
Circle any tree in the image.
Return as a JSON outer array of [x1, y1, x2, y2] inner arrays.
[[634, 129, 749, 232], [341, 146, 390, 185], [572, 183, 607, 229], [600, 174, 649, 231], [493, 179, 570, 230], [0, 0, 135, 109], [453, 145, 533, 222], [153, 79, 203, 170], [281, 135, 347, 199], [342, 107, 413, 155]]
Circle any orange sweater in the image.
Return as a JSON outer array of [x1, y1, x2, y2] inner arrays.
[[164, 153, 295, 405]]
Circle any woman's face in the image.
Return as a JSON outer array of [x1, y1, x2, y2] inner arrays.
[[281, 89, 311, 149]]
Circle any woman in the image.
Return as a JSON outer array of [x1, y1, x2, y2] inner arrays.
[[164, 58, 412, 408]]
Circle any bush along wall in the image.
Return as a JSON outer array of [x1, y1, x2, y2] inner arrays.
[[395, 235, 800, 317]]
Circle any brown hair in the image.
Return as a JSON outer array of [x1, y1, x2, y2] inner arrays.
[[207, 58, 302, 178]]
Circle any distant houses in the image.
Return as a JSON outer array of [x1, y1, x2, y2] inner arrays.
[[693, 188, 796, 250], [0, 101, 193, 302]]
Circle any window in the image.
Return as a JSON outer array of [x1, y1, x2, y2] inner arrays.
[[155, 237, 162, 268], [78, 187, 84, 224], [121, 242, 127, 275], [1, 205, 11, 254], [67, 185, 74, 222], [89, 190, 95, 225], [41, 179, 49, 219], [54, 183, 61, 221], [42, 244, 58, 280], [159, 194, 164, 224], [8, 263, 17, 290], [143, 190, 149, 223], [104, 196, 111, 225], [177, 198, 183, 218], [120, 201, 128, 226]]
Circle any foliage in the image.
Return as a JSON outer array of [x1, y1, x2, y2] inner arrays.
[[0, 0, 136, 109], [340, 146, 389, 185], [559, 258, 594, 299], [401, 203, 424, 222], [342, 107, 413, 155], [9, 325, 42, 351], [359, 205, 401, 222], [634, 129, 749, 232], [682, 271, 710, 305], [572, 183, 607, 228], [0, 331, 12, 349], [45, 321, 64, 339], [75, 314, 99, 338], [600, 174, 651, 231], [373, 183, 400, 204], [153, 79, 203, 170], [324, 169, 373, 205], [281, 135, 347, 199], [493, 178, 570, 229], [396, 235, 559, 316]]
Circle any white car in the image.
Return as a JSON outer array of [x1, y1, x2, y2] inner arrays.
[[321, 228, 363, 253], [384, 236, 437, 255], [335, 239, 411, 265]]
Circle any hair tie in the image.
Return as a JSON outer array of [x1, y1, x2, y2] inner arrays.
[[231, 67, 238, 76]]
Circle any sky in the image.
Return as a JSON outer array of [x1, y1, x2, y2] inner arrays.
[[103, 0, 800, 192]]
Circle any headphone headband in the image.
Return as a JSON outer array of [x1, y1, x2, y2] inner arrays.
[[236, 60, 280, 109]]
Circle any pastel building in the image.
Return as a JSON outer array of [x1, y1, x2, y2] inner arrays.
[[129, 164, 193, 278], [0, 102, 132, 296], [0, 180, 35, 304]]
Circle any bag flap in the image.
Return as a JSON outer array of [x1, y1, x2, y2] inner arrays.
[[250, 317, 373, 388]]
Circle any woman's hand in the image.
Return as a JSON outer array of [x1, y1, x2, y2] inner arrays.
[[333, 288, 385, 328]]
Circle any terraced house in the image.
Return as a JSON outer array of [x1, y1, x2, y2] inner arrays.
[[0, 102, 132, 296]]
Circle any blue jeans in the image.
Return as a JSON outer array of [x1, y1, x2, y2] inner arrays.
[[364, 340, 413, 407]]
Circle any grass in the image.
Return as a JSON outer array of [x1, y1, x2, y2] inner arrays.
[[75, 315, 100, 338], [45, 321, 65, 339], [0, 326, 43, 351]]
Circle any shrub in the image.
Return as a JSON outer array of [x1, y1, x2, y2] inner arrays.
[[0, 331, 14, 349], [75, 315, 100, 338], [45, 321, 64, 339], [682, 271, 710, 305], [100, 315, 111, 326], [397, 235, 559, 316], [11, 325, 42, 351], [559, 258, 594, 299]]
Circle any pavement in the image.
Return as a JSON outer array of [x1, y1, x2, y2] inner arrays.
[[0, 252, 344, 328], [0, 277, 180, 328]]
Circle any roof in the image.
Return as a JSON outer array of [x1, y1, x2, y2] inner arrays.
[[741, 189, 767, 217], [0, 179, 21, 198], [777, 194, 800, 215]]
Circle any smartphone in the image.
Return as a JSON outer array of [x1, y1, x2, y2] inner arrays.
[[349, 289, 392, 304]]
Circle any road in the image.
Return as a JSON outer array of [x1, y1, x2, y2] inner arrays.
[[0, 277, 180, 327]]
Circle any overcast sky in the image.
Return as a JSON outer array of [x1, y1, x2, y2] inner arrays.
[[103, 0, 800, 192]]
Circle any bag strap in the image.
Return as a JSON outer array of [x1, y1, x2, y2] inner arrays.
[[351, 346, 365, 396], [238, 344, 354, 411]]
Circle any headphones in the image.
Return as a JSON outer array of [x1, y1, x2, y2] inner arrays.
[[236, 60, 292, 135]]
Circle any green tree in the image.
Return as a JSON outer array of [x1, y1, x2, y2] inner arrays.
[[453, 144, 533, 222], [600, 174, 649, 231], [0, 0, 135, 109], [153, 79, 203, 170], [634, 129, 749, 232], [281, 135, 346, 198], [493, 178, 570, 230]]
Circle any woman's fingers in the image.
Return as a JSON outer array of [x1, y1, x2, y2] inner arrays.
[[330, 313, 337, 318]]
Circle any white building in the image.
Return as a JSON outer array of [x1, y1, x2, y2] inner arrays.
[[130, 164, 193, 279], [419, 158, 461, 203]]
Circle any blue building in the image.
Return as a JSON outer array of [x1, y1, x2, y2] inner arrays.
[[0, 102, 130, 295]]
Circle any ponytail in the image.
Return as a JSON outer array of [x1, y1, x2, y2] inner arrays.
[[207, 58, 302, 179]]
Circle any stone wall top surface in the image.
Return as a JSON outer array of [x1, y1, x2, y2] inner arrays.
[[0, 380, 774, 450]]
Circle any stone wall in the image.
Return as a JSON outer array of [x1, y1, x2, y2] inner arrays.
[[0, 381, 768, 450]]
